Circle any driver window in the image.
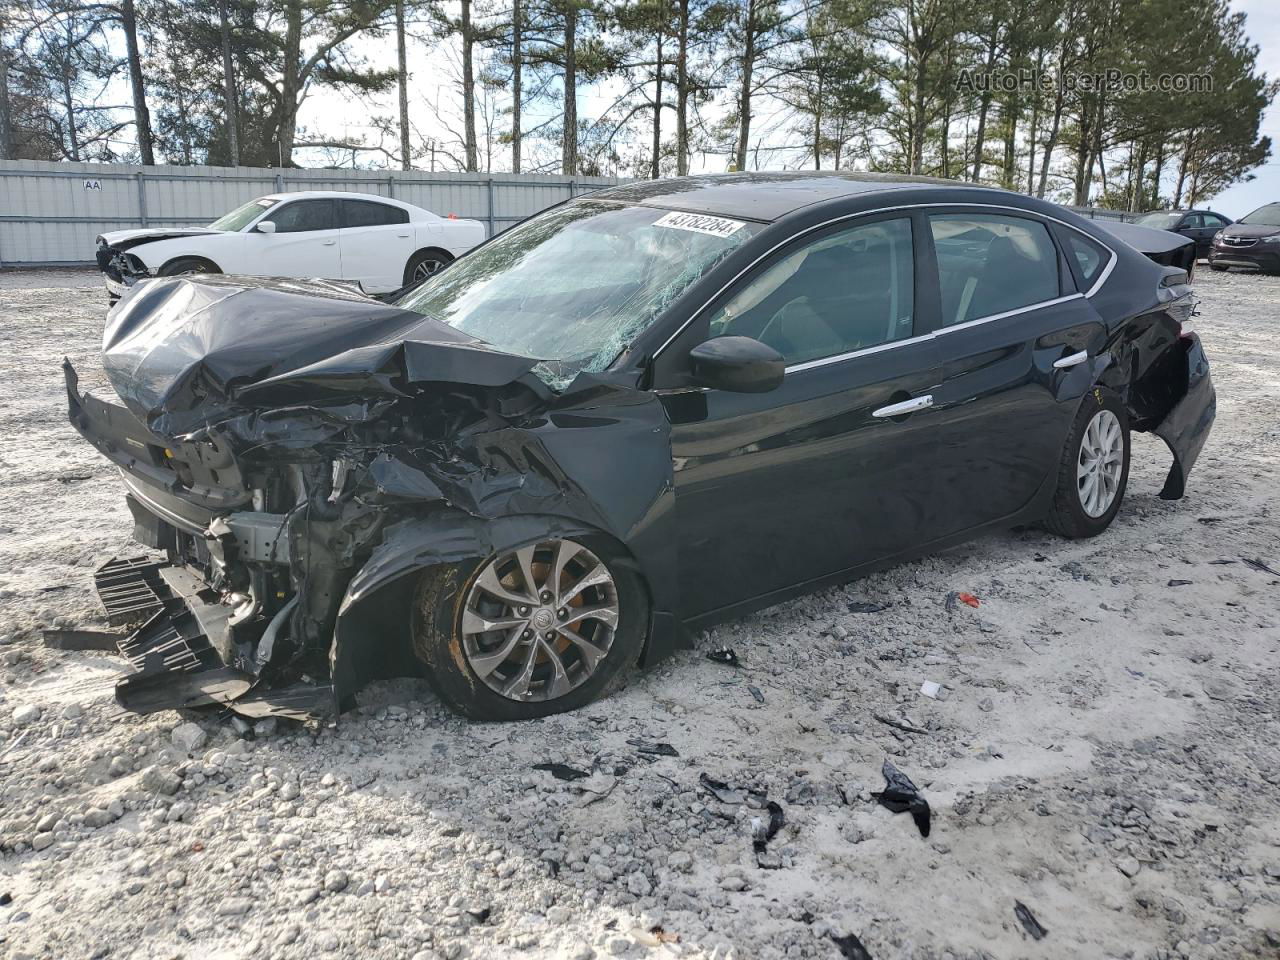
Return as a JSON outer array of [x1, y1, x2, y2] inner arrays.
[[269, 199, 336, 233], [706, 218, 914, 366]]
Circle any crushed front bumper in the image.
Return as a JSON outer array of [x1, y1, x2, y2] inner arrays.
[[95, 556, 333, 720]]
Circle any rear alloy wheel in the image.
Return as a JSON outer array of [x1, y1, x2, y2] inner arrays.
[[413, 538, 646, 719], [1076, 409, 1125, 518], [403, 251, 451, 287], [1044, 389, 1130, 539]]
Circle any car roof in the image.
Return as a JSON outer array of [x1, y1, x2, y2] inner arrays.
[[585, 171, 1001, 223], [260, 190, 429, 214]]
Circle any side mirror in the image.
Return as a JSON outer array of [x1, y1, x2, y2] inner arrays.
[[256, 220, 277, 234], [688, 336, 785, 393]]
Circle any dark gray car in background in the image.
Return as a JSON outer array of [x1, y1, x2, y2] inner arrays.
[[1134, 209, 1233, 258], [1209, 202, 1280, 273]]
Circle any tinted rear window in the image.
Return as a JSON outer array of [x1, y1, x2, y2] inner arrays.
[[1064, 232, 1109, 288], [341, 200, 410, 228], [930, 214, 1059, 325]]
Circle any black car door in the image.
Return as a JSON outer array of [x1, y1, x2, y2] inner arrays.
[[1199, 213, 1230, 256], [655, 214, 943, 620], [1177, 213, 1211, 257], [923, 210, 1109, 540]]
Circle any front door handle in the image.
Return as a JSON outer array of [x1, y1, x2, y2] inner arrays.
[[321, 240, 337, 246], [872, 394, 933, 418], [1053, 349, 1089, 369]]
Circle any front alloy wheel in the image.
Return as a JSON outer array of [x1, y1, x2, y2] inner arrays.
[[462, 540, 619, 701], [412, 537, 646, 719]]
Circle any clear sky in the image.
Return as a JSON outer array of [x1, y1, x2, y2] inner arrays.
[[1208, 0, 1280, 218], [286, 1, 1280, 213]]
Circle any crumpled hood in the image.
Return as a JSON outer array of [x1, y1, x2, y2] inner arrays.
[[98, 227, 223, 248], [102, 274, 539, 438]]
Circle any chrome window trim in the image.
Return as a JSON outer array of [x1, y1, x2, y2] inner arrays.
[[651, 201, 1119, 367], [784, 293, 1084, 374]]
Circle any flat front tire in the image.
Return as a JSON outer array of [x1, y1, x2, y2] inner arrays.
[[412, 538, 647, 720], [1044, 389, 1131, 539]]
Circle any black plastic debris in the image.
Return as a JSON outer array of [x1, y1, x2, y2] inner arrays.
[[55, 472, 92, 483], [873, 713, 928, 736], [1014, 900, 1048, 940], [0, 892, 10, 906], [627, 739, 678, 757], [831, 932, 873, 960], [748, 685, 765, 703], [466, 905, 492, 924], [871, 759, 931, 838], [1197, 516, 1226, 524], [1167, 579, 1193, 587], [42, 629, 122, 652], [846, 601, 889, 614], [699, 772, 764, 805], [706, 648, 741, 667], [533, 762, 590, 782], [1241, 557, 1280, 577]]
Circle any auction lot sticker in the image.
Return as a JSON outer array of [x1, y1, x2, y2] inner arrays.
[[653, 211, 746, 239]]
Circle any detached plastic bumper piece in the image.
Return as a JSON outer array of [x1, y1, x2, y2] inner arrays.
[[94, 556, 168, 627], [96, 558, 254, 714]]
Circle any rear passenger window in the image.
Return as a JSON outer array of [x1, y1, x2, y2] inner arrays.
[[707, 217, 914, 366], [930, 214, 1058, 325], [1063, 232, 1109, 288], [341, 199, 410, 228]]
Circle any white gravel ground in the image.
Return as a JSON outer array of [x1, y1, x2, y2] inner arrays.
[[0, 266, 1277, 960]]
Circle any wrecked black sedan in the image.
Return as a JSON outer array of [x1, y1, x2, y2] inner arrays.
[[65, 173, 1215, 721]]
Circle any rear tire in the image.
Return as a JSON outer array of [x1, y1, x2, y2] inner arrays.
[[1044, 389, 1130, 539], [159, 257, 219, 277], [411, 538, 648, 720], [403, 250, 452, 287]]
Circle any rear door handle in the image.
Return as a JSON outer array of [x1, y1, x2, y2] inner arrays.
[[322, 240, 337, 246], [1053, 349, 1088, 369], [872, 395, 933, 418]]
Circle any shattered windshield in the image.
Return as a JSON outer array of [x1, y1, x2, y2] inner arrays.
[[209, 197, 278, 232], [396, 200, 761, 386]]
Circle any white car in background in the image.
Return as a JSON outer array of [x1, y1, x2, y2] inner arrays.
[[95, 191, 486, 300]]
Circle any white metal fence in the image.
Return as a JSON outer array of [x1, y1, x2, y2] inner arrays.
[[0, 160, 623, 266]]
